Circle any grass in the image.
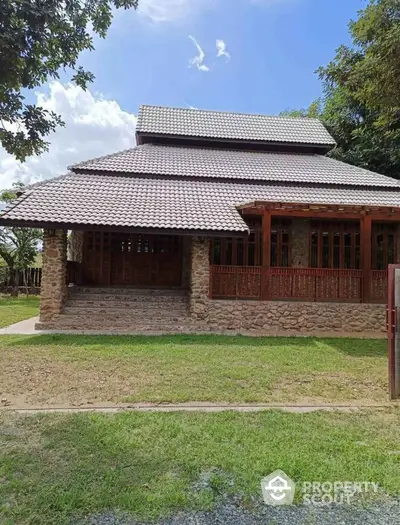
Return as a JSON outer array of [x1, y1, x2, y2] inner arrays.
[[0, 334, 389, 407], [0, 409, 399, 524], [0, 296, 40, 328]]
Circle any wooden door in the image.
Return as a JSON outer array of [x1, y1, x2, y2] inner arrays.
[[83, 232, 182, 287]]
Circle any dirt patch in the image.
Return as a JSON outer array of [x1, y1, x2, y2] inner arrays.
[[0, 335, 391, 408]]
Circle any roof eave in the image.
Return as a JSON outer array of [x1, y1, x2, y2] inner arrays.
[[135, 131, 335, 153], [0, 218, 249, 238]]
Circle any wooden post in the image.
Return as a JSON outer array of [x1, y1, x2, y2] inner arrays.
[[361, 215, 372, 303], [262, 210, 271, 300]]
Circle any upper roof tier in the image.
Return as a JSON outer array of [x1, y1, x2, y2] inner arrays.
[[136, 105, 336, 152], [71, 143, 400, 189]]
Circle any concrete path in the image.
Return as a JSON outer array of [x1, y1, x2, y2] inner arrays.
[[1, 403, 398, 414], [0, 316, 43, 335]]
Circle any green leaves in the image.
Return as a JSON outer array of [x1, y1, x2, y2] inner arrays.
[[316, 0, 400, 178], [0, 183, 42, 272], [0, 0, 139, 161]]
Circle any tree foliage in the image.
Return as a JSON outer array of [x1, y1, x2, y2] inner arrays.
[[283, 0, 400, 178], [0, 0, 138, 161], [318, 0, 400, 177], [0, 183, 42, 294]]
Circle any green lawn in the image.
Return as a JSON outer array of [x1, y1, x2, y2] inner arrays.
[[0, 409, 399, 524], [0, 334, 389, 407], [0, 296, 40, 328]]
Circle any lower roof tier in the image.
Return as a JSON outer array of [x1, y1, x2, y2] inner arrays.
[[2, 172, 400, 234]]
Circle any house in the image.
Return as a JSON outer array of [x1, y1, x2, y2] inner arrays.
[[1, 105, 400, 335]]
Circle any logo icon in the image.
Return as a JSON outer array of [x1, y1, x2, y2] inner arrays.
[[261, 470, 295, 506]]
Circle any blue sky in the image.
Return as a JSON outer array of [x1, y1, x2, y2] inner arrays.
[[84, 0, 364, 115], [0, 0, 366, 189]]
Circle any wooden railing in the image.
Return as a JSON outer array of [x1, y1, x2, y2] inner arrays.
[[210, 265, 262, 299], [370, 270, 388, 303], [210, 265, 387, 303], [268, 267, 363, 302]]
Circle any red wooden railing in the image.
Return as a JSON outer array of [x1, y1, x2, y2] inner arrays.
[[210, 266, 262, 299], [370, 270, 388, 303], [210, 265, 387, 304], [268, 267, 363, 302]]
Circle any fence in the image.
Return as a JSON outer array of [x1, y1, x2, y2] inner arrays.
[[210, 265, 388, 304], [0, 266, 42, 291]]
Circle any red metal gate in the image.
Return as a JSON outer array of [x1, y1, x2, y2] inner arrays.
[[387, 264, 400, 399]]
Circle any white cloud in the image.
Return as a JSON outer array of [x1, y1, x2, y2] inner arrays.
[[0, 82, 137, 190], [188, 35, 210, 72], [137, 0, 213, 23], [136, 0, 297, 23], [216, 39, 231, 61]]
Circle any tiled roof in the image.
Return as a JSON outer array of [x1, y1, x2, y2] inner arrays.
[[2, 172, 400, 233], [71, 144, 400, 188], [136, 105, 336, 146]]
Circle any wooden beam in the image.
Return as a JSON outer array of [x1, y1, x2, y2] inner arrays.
[[361, 215, 372, 303], [262, 210, 271, 300]]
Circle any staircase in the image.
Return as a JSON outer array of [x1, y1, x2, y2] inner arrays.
[[36, 287, 194, 333]]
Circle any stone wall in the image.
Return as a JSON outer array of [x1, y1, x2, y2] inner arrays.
[[202, 300, 385, 335], [68, 230, 84, 263], [291, 219, 310, 267], [40, 229, 68, 321], [189, 235, 385, 335]]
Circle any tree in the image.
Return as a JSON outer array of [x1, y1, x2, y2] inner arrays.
[[317, 0, 400, 177], [0, 183, 42, 295], [0, 0, 138, 161], [280, 100, 323, 119], [282, 1, 400, 178]]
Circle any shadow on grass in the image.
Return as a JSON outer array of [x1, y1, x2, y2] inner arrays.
[[0, 333, 387, 357]]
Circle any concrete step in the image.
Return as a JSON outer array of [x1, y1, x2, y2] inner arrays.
[[63, 306, 188, 316], [53, 312, 189, 321], [67, 294, 189, 304], [35, 322, 204, 333], [36, 315, 196, 332], [64, 302, 188, 311], [70, 287, 188, 297]]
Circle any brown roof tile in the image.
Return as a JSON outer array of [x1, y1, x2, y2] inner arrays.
[[71, 144, 400, 189], [2, 172, 400, 233], [136, 105, 336, 146]]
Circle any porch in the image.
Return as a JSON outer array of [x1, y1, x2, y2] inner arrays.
[[208, 204, 399, 305]]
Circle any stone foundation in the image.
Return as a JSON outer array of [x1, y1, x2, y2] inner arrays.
[[201, 300, 386, 335], [40, 229, 68, 321]]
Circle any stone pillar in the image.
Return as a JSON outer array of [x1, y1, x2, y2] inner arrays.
[[190, 236, 210, 319], [40, 229, 68, 321], [291, 218, 310, 267], [68, 230, 84, 263]]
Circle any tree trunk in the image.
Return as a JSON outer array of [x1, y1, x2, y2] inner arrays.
[[10, 268, 18, 297]]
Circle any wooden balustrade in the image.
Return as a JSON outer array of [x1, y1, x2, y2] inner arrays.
[[370, 270, 388, 303], [210, 265, 387, 303]]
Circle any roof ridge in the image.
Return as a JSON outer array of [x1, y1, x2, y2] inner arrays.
[[138, 104, 322, 124]]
